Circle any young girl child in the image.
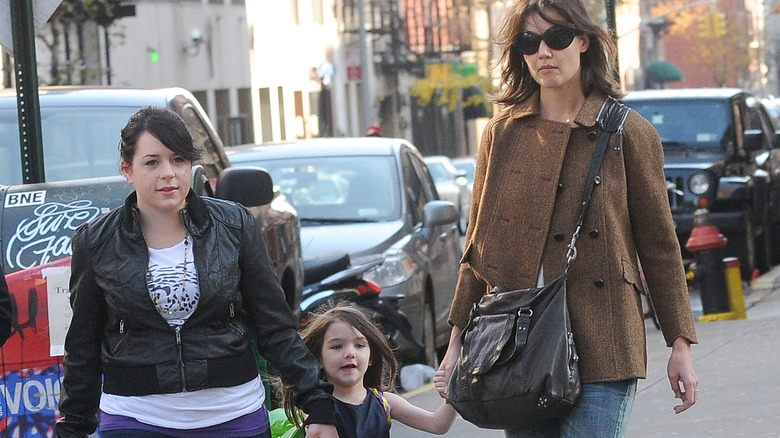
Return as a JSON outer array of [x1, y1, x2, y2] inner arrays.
[[278, 304, 456, 437]]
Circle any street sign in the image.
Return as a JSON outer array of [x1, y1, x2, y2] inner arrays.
[[0, 0, 61, 55], [347, 65, 361, 81]]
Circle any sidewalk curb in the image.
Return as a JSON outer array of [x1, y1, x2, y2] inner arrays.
[[401, 382, 435, 399], [744, 266, 780, 308]]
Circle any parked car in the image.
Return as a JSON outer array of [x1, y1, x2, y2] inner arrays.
[[450, 156, 476, 193], [762, 96, 780, 129], [227, 138, 461, 366], [623, 88, 780, 279], [424, 155, 471, 234]]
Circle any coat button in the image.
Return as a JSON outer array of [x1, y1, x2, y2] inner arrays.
[[557, 183, 564, 193], [594, 279, 605, 287], [587, 131, 598, 141], [589, 229, 599, 238], [554, 233, 564, 241]]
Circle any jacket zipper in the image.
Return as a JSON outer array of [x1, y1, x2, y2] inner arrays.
[[111, 319, 129, 353], [227, 303, 246, 336], [176, 331, 187, 391]]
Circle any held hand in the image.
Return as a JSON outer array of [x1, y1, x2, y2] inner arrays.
[[435, 326, 463, 399], [432, 369, 449, 399], [667, 337, 698, 414], [305, 423, 339, 438]]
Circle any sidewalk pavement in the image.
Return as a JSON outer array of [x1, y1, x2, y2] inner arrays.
[[394, 267, 780, 437]]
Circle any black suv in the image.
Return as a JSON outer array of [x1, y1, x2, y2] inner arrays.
[[623, 88, 780, 279]]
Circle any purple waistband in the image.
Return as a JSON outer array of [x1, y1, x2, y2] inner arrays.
[[99, 407, 269, 437]]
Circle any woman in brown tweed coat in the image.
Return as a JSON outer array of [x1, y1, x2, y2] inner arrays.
[[433, 0, 699, 435]]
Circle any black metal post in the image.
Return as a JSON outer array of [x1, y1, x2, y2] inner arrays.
[[693, 248, 731, 314], [103, 25, 112, 85], [10, 0, 45, 184]]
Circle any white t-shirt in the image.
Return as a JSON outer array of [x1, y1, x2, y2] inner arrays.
[[100, 377, 265, 428], [145, 236, 199, 330]]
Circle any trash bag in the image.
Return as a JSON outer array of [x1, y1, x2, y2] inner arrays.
[[400, 364, 436, 392]]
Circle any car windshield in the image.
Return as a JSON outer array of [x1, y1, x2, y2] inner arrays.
[[626, 99, 731, 150], [237, 155, 401, 222], [426, 162, 450, 183], [0, 106, 139, 185]]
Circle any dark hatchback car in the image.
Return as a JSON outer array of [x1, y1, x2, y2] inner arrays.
[[227, 138, 462, 365], [623, 88, 780, 279]]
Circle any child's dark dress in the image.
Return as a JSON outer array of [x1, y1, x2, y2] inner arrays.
[[333, 388, 391, 438]]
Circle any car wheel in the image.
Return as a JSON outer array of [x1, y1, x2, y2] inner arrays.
[[419, 302, 438, 368]]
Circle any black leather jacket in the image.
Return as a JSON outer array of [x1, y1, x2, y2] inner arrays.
[[56, 191, 334, 437]]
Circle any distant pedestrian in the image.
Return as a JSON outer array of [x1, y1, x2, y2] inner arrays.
[[0, 267, 12, 346], [278, 304, 456, 437], [56, 106, 338, 438], [365, 125, 383, 137], [434, 0, 699, 435]]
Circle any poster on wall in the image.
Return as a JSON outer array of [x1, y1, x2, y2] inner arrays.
[[43, 266, 71, 357]]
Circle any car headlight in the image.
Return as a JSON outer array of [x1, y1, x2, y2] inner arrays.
[[362, 250, 416, 288], [688, 173, 710, 195]]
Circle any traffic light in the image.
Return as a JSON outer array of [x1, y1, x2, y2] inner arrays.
[[148, 49, 159, 63], [711, 11, 727, 38], [696, 12, 712, 39]]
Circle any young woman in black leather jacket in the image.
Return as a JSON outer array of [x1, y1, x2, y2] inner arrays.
[[56, 107, 339, 438]]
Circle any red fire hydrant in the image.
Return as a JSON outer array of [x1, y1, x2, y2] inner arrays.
[[685, 209, 730, 315]]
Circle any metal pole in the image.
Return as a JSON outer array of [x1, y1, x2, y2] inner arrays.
[[10, 0, 45, 184], [357, 0, 372, 134], [104, 25, 112, 85]]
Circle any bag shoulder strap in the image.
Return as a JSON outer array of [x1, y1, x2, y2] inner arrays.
[[566, 96, 630, 271]]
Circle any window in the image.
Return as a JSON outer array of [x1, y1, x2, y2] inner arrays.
[[180, 104, 224, 181], [233, 155, 401, 222], [0, 106, 138, 185], [290, 0, 300, 25], [215, 88, 230, 145], [259, 87, 273, 143], [278, 87, 287, 140], [628, 99, 731, 150], [402, 151, 426, 225], [312, 0, 324, 24], [238, 88, 254, 144]]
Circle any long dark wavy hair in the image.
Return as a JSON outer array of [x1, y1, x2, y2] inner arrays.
[[277, 303, 398, 428], [494, 0, 622, 106]]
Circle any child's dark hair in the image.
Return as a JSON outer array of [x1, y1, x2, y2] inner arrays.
[[278, 303, 398, 428]]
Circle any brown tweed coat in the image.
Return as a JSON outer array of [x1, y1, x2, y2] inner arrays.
[[449, 92, 698, 383]]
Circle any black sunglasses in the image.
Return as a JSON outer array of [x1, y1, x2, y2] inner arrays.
[[515, 25, 580, 55]]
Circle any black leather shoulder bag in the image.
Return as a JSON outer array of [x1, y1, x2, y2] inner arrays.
[[446, 96, 630, 430]]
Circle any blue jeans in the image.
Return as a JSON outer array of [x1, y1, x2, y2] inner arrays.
[[505, 379, 637, 438]]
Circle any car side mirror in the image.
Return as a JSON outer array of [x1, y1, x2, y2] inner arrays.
[[743, 129, 764, 152], [215, 166, 274, 207], [422, 200, 459, 231], [190, 165, 214, 197]]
